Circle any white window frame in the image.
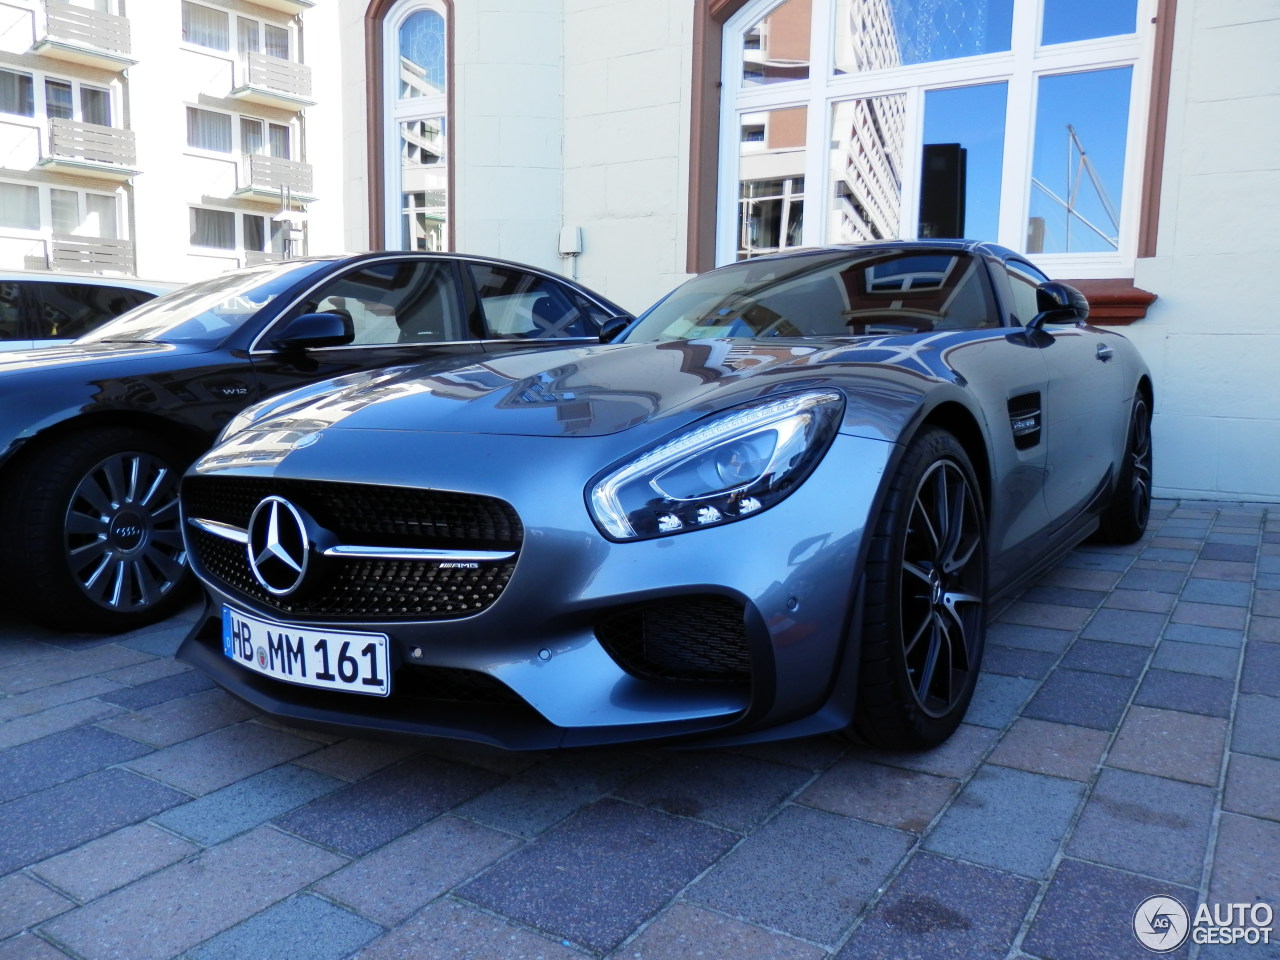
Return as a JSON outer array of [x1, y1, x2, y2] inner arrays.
[[0, 66, 120, 128], [382, 0, 449, 251], [184, 104, 298, 160], [0, 178, 122, 239], [188, 205, 283, 255], [717, 0, 1157, 277], [182, 2, 295, 62]]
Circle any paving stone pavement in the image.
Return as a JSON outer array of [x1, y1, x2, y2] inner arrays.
[[1, 499, 1277, 959]]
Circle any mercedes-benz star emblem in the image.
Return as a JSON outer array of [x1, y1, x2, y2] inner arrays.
[[246, 496, 310, 596]]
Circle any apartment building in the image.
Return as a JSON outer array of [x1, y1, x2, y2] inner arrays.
[[0, 0, 325, 282]]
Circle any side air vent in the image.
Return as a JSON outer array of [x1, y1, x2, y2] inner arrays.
[[1007, 392, 1042, 450]]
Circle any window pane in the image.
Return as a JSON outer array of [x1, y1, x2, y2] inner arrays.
[[51, 189, 78, 233], [237, 16, 259, 55], [45, 80, 73, 120], [400, 117, 447, 251], [738, 106, 806, 259], [298, 260, 461, 344], [0, 69, 34, 117], [244, 213, 265, 251], [828, 95, 906, 243], [80, 86, 111, 126], [835, 0, 1013, 73], [399, 10, 446, 98], [190, 208, 235, 249], [1027, 67, 1132, 254], [183, 2, 229, 50], [241, 118, 263, 155], [264, 24, 289, 60], [743, 0, 811, 85], [0, 183, 39, 229], [471, 264, 592, 339], [85, 193, 117, 238], [268, 123, 290, 159], [187, 107, 232, 152], [919, 83, 1007, 240], [1042, 0, 1137, 45]]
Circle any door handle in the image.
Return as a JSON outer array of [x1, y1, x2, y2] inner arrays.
[[1096, 344, 1114, 362]]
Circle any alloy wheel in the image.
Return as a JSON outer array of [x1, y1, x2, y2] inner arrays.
[[63, 450, 186, 613], [1128, 398, 1153, 532], [899, 459, 985, 718]]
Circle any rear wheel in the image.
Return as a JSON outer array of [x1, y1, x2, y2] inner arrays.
[[2, 428, 193, 632], [1096, 393, 1152, 544], [852, 428, 987, 750]]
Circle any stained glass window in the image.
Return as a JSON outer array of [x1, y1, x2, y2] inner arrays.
[[399, 10, 446, 98]]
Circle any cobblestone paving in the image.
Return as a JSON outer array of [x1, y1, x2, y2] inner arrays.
[[1, 500, 1277, 959]]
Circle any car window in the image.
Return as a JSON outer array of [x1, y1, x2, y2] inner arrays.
[[470, 263, 596, 339], [1005, 261, 1050, 325], [625, 248, 999, 341], [294, 259, 463, 345], [0, 281, 154, 341]]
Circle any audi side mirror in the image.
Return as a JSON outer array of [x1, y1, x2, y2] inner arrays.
[[1028, 281, 1089, 330], [271, 312, 355, 351], [599, 315, 632, 343]]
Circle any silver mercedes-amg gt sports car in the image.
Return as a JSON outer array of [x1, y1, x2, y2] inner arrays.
[[178, 241, 1152, 751]]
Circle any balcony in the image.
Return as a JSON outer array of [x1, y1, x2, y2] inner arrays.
[[244, 250, 287, 266], [242, 0, 314, 13], [38, 118, 138, 180], [42, 235, 136, 274], [230, 53, 314, 111], [234, 154, 315, 204], [33, 2, 134, 71]]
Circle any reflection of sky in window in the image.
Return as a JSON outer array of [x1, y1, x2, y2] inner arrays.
[[1042, 0, 1137, 45], [1029, 68, 1132, 253], [922, 83, 1006, 241], [399, 10, 445, 96], [887, 0, 1013, 64]]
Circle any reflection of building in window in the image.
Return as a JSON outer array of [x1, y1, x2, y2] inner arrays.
[[388, 3, 449, 250], [830, 94, 906, 243], [743, 0, 812, 84], [738, 106, 806, 259]]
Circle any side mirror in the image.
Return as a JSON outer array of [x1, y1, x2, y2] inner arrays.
[[1027, 281, 1089, 330], [271, 311, 354, 351], [598, 315, 631, 343]]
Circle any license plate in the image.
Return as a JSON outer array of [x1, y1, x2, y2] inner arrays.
[[222, 606, 390, 697]]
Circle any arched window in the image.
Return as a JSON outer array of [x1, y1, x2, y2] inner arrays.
[[380, 1, 449, 251], [718, 0, 1156, 277]]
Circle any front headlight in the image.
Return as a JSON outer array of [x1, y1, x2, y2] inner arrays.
[[588, 390, 844, 540]]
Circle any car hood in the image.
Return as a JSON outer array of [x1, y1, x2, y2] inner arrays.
[[243, 339, 863, 440], [0, 340, 181, 373]]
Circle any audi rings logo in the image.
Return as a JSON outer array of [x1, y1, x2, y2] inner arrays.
[[1133, 896, 1191, 952], [247, 496, 310, 596]]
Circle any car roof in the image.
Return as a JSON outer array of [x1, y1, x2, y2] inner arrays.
[[727, 239, 1023, 264], [0, 272, 177, 295]]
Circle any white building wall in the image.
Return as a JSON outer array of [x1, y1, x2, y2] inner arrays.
[[1127, 0, 1280, 501]]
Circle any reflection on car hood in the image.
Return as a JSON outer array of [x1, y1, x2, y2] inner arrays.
[[239, 337, 914, 441], [0, 340, 178, 372]]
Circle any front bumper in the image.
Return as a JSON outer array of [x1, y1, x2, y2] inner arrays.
[[178, 429, 895, 749]]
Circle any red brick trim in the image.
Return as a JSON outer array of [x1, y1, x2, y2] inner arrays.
[[1066, 278, 1158, 325]]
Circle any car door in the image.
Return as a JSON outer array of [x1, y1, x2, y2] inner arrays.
[[249, 256, 489, 398], [1003, 259, 1130, 531]]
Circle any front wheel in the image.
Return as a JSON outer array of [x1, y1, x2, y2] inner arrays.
[[2, 428, 193, 632], [852, 428, 988, 750]]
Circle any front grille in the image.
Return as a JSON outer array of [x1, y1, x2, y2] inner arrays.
[[393, 665, 526, 706], [596, 596, 751, 683], [184, 476, 522, 620]]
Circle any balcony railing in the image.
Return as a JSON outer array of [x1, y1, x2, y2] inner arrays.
[[231, 52, 314, 111], [235, 154, 315, 203], [39, 118, 137, 179], [35, 2, 134, 69], [50, 235, 136, 274], [244, 250, 287, 266], [243, 0, 314, 13]]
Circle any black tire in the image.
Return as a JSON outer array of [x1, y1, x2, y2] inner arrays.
[[852, 428, 988, 750], [1096, 393, 1153, 545], [1, 427, 193, 632]]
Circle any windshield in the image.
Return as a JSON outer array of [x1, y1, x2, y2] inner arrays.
[[77, 260, 333, 347], [623, 247, 997, 341]]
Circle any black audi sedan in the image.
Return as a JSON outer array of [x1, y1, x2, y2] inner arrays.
[[0, 252, 628, 632], [178, 241, 1152, 751]]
